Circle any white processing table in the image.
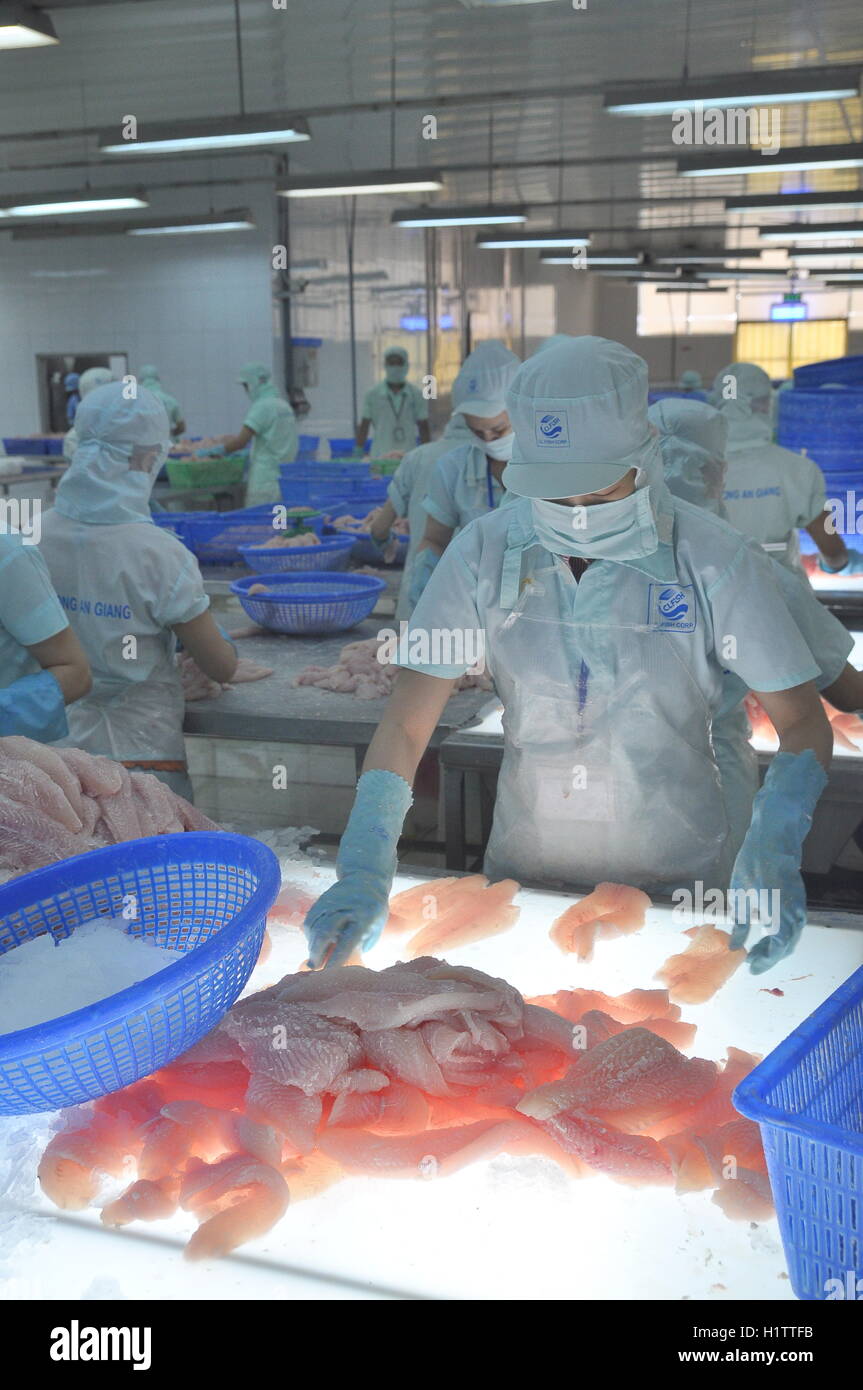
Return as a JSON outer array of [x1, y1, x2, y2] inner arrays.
[[2, 858, 863, 1303]]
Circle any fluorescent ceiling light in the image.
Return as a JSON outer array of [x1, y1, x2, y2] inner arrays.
[[281, 171, 442, 198], [694, 268, 795, 279], [477, 231, 590, 249], [824, 275, 863, 284], [605, 66, 861, 115], [759, 221, 863, 241], [540, 252, 642, 265], [725, 190, 863, 214], [790, 252, 863, 264], [128, 219, 254, 236], [101, 114, 310, 156], [392, 205, 526, 228], [655, 286, 730, 293], [0, 3, 57, 48], [5, 193, 147, 216], [654, 249, 763, 263], [679, 144, 863, 177]]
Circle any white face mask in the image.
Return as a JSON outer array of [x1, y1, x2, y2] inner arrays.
[[483, 431, 515, 463], [530, 488, 659, 562]]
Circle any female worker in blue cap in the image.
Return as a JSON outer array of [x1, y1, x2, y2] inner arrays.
[[304, 336, 833, 975]]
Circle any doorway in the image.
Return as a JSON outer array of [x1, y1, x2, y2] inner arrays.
[[36, 352, 128, 433], [734, 320, 848, 380]]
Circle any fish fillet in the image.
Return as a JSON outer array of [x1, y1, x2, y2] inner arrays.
[[403, 880, 521, 958], [549, 882, 651, 960], [536, 1110, 674, 1185], [656, 925, 746, 1005]]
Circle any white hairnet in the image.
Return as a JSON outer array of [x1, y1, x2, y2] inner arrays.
[[452, 340, 521, 419], [679, 369, 703, 391], [709, 361, 773, 447], [54, 381, 170, 526], [648, 397, 728, 514], [503, 335, 662, 498], [79, 366, 114, 398]]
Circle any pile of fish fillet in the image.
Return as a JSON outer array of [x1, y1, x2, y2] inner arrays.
[[294, 635, 494, 701], [0, 736, 219, 874], [35, 877, 770, 1263]]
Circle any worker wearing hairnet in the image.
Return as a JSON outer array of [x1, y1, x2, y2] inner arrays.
[[356, 348, 431, 458], [138, 365, 186, 439], [203, 363, 298, 507], [409, 341, 521, 606], [650, 395, 855, 860], [711, 362, 863, 575], [0, 532, 91, 741], [678, 369, 706, 399], [305, 337, 832, 974], [62, 366, 114, 459], [40, 382, 237, 798]]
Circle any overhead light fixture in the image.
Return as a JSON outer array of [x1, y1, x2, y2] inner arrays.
[[281, 170, 442, 198], [655, 286, 730, 293], [679, 144, 863, 177], [3, 190, 148, 217], [693, 267, 795, 279], [100, 114, 310, 156], [540, 251, 643, 265], [759, 221, 863, 242], [0, 3, 58, 48], [725, 190, 863, 214], [653, 248, 763, 263], [605, 66, 862, 115], [825, 276, 863, 285], [392, 205, 527, 228], [127, 216, 255, 236], [476, 230, 590, 249]]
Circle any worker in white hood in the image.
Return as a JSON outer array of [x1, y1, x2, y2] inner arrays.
[[62, 366, 114, 460], [305, 337, 832, 975]]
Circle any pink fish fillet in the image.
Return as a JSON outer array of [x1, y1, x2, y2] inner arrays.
[[101, 1176, 181, 1227], [527, 987, 679, 1025], [387, 876, 487, 933], [180, 1154, 290, 1260], [517, 1027, 716, 1128], [655, 925, 746, 1005], [318, 1118, 527, 1177], [536, 1110, 674, 1186], [244, 1074, 323, 1154], [549, 882, 651, 960], [403, 879, 521, 958]]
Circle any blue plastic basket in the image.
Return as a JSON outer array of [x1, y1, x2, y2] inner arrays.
[[733, 964, 863, 1300], [151, 512, 193, 542], [182, 514, 283, 565], [231, 571, 386, 634], [3, 438, 52, 456], [238, 534, 354, 574], [0, 833, 281, 1115], [794, 356, 863, 389]]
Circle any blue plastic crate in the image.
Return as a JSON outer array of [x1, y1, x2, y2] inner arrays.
[[2, 438, 51, 456], [733, 964, 863, 1300], [794, 356, 863, 389], [238, 534, 354, 574], [0, 832, 281, 1115], [231, 571, 386, 634]]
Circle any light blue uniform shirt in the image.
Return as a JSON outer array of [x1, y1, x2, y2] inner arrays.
[[395, 496, 819, 893], [362, 381, 428, 456], [422, 442, 506, 532], [0, 531, 68, 688]]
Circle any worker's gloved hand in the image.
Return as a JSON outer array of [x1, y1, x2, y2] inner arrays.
[[729, 749, 827, 973], [0, 671, 68, 743], [304, 769, 413, 969], [366, 530, 399, 564], [408, 548, 439, 608], [819, 547, 863, 576]]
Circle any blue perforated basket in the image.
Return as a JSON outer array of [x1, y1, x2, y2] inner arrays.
[[733, 964, 863, 1300], [238, 534, 354, 574], [231, 571, 386, 634], [0, 833, 281, 1115]]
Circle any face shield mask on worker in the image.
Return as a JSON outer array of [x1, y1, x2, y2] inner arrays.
[[709, 362, 773, 448], [54, 381, 170, 526], [237, 362, 276, 404], [384, 348, 409, 386], [502, 336, 672, 562], [647, 397, 728, 516], [451, 340, 521, 460]]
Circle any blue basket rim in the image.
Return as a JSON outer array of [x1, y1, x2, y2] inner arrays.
[[732, 960, 863, 1155], [0, 832, 281, 1060], [238, 535, 353, 559], [230, 571, 387, 600]]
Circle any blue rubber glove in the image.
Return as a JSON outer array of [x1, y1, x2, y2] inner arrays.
[[819, 547, 863, 576], [304, 769, 413, 969], [729, 750, 827, 973], [408, 547, 439, 608], [217, 624, 238, 654], [0, 670, 68, 742]]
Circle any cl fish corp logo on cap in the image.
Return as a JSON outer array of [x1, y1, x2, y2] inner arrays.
[[535, 410, 570, 447], [648, 583, 696, 633]]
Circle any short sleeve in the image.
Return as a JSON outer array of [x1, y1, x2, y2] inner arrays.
[[243, 397, 273, 435], [387, 452, 416, 517], [150, 540, 210, 628], [774, 564, 852, 688], [0, 538, 68, 648], [392, 529, 483, 680], [798, 459, 827, 528], [707, 540, 820, 693], [423, 456, 460, 529]]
